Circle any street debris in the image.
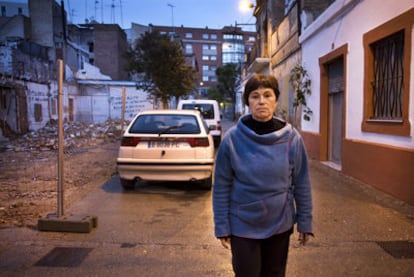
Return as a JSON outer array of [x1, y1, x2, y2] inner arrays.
[[0, 119, 123, 228], [0, 119, 125, 152]]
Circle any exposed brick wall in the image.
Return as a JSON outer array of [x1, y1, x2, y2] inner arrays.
[[93, 24, 129, 80]]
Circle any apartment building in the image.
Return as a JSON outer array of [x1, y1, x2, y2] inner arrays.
[[150, 24, 256, 98]]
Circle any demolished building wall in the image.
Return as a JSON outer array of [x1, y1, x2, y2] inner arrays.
[[1, 77, 152, 136]]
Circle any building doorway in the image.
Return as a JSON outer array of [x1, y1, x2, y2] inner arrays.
[[69, 98, 74, 122], [327, 59, 344, 166], [319, 44, 347, 170]]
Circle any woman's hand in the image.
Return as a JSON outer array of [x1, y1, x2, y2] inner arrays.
[[298, 232, 313, 246], [219, 237, 231, 250]]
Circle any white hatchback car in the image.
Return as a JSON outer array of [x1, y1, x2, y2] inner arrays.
[[177, 99, 222, 147], [116, 109, 215, 190]]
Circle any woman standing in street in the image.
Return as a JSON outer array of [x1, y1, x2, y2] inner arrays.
[[212, 73, 313, 277]]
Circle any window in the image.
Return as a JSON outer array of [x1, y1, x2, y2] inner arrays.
[[202, 55, 209, 61], [202, 44, 209, 50], [185, 32, 193, 38], [202, 33, 209, 39], [185, 44, 193, 54], [210, 55, 217, 61], [362, 8, 413, 136], [130, 114, 200, 134], [34, 104, 42, 122], [182, 104, 214, 119], [211, 34, 217, 40], [51, 99, 57, 115], [222, 41, 245, 64], [202, 75, 209, 82], [18, 7, 22, 15], [223, 34, 243, 40], [371, 31, 404, 120], [88, 42, 94, 52], [202, 65, 209, 71], [1, 6, 5, 17]]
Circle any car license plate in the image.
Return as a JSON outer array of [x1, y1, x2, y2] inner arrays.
[[147, 141, 180, 148]]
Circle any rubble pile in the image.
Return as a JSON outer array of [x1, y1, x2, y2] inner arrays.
[[0, 119, 127, 152], [0, 121, 121, 227]]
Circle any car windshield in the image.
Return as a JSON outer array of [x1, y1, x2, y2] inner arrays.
[[129, 114, 201, 134], [181, 104, 214, 119]]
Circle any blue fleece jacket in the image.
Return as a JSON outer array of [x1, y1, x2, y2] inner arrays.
[[212, 115, 313, 239]]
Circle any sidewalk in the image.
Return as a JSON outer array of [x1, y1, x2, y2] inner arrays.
[[289, 160, 414, 276]]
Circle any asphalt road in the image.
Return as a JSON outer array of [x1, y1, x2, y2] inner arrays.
[[0, 177, 234, 276]]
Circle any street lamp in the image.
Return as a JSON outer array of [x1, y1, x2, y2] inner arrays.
[[167, 3, 175, 34], [239, 0, 255, 12], [198, 82, 204, 99]]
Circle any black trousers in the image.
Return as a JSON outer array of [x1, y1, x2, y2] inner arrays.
[[231, 228, 293, 277]]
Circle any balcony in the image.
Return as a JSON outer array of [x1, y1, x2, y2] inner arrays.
[[245, 43, 270, 73]]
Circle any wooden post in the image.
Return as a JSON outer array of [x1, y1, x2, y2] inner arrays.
[[57, 59, 64, 217], [38, 61, 98, 233], [121, 87, 126, 132]]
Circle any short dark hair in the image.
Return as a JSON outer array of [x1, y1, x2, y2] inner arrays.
[[243, 74, 280, 106]]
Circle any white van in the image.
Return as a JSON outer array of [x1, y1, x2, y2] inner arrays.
[[177, 99, 222, 147]]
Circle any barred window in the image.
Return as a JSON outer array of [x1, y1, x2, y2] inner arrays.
[[370, 30, 404, 120], [362, 8, 412, 137]]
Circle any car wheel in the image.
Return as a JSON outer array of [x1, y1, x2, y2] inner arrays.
[[120, 178, 135, 190], [200, 176, 212, 190]]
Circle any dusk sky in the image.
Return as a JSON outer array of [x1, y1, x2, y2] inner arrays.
[[62, 0, 257, 31]]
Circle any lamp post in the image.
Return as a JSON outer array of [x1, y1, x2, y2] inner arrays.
[[238, 0, 256, 31], [198, 82, 204, 99], [233, 18, 256, 118], [167, 3, 175, 35]]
